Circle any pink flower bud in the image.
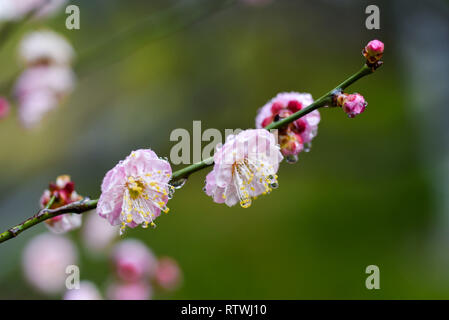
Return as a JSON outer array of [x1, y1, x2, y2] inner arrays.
[[363, 39, 384, 64], [0, 98, 10, 119], [338, 93, 367, 118], [155, 257, 182, 291]]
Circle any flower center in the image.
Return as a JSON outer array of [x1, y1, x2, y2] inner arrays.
[[231, 158, 278, 208], [119, 175, 173, 235], [126, 177, 145, 200]]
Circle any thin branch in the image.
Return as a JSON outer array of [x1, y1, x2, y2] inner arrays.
[[0, 62, 381, 244]]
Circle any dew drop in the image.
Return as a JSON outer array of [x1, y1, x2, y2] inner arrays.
[[304, 143, 312, 153], [285, 154, 298, 164], [170, 177, 187, 190]]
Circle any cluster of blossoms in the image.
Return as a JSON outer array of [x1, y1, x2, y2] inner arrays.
[[40, 175, 83, 233], [20, 39, 384, 299], [0, 0, 67, 22], [38, 41, 383, 232], [106, 239, 182, 300], [14, 30, 75, 128], [22, 213, 182, 300], [256, 92, 320, 162]]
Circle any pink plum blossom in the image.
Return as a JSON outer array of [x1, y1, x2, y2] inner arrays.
[[111, 239, 157, 283], [204, 129, 283, 208], [97, 149, 174, 234], [19, 30, 75, 66], [155, 257, 182, 291], [336, 92, 367, 118], [0, 97, 10, 119], [107, 282, 152, 300], [22, 233, 78, 294], [40, 175, 83, 234], [255, 92, 320, 161], [82, 211, 119, 254], [63, 281, 102, 300], [363, 39, 384, 64], [256, 92, 320, 144]]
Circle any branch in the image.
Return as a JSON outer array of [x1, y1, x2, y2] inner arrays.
[[0, 61, 380, 244]]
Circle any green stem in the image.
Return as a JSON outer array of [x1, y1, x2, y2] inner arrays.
[[0, 197, 97, 243], [0, 63, 378, 244]]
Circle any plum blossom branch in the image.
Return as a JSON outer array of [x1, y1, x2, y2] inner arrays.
[[0, 42, 383, 244], [0, 198, 97, 243]]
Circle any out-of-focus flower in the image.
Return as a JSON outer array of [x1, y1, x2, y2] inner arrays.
[[155, 257, 182, 291], [0, 97, 10, 119], [19, 30, 75, 66], [112, 239, 157, 283], [255, 92, 320, 161], [107, 282, 152, 300], [63, 281, 102, 300], [14, 30, 76, 129], [40, 175, 83, 234], [0, 0, 67, 22], [17, 90, 58, 128], [97, 149, 174, 235], [82, 211, 118, 254], [15, 65, 75, 99], [14, 65, 75, 128], [22, 233, 78, 294], [363, 39, 384, 65], [334, 92, 367, 118], [204, 129, 282, 208]]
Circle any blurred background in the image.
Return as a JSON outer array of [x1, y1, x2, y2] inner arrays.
[[0, 0, 448, 299]]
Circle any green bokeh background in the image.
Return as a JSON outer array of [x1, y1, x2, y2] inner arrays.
[[0, 0, 448, 299]]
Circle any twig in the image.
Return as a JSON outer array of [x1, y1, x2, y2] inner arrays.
[[0, 61, 380, 244]]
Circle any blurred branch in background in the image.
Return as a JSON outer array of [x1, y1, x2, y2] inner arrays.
[[0, 0, 237, 94], [76, 0, 236, 76]]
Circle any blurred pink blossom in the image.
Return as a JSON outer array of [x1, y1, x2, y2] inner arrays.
[[107, 282, 152, 300], [0, 97, 10, 119], [14, 65, 75, 128], [82, 211, 119, 254], [19, 30, 75, 66], [155, 257, 182, 291], [22, 233, 78, 294], [112, 239, 157, 283], [0, 0, 68, 21], [63, 281, 102, 300]]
